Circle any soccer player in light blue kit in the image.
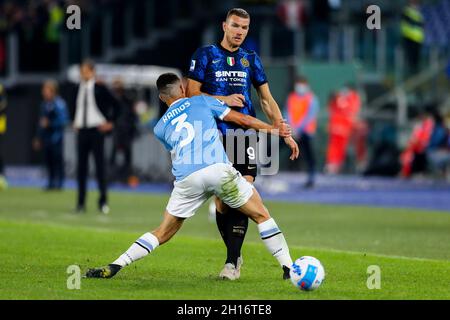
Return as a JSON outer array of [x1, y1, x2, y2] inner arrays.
[[86, 73, 294, 279]]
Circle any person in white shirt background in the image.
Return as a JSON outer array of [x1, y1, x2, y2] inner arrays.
[[69, 59, 120, 214]]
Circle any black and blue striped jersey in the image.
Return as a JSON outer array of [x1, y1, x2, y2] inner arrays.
[[188, 43, 267, 135]]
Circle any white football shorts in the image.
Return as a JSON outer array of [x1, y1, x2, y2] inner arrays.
[[166, 163, 254, 218]]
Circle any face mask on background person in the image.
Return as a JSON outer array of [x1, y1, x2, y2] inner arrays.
[[295, 83, 309, 95]]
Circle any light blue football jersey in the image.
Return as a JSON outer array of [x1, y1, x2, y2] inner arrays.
[[153, 95, 232, 181]]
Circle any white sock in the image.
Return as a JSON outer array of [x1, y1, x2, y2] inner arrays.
[[257, 218, 293, 268], [112, 232, 160, 267]]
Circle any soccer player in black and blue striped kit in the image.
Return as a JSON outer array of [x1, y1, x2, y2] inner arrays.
[[187, 8, 299, 280]]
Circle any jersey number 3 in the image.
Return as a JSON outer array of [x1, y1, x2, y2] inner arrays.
[[171, 113, 195, 148]]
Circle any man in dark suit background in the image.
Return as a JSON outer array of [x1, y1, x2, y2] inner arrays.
[[69, 59, 120, 214]]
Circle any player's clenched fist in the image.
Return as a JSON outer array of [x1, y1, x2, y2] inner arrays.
[[224, 94, 245, 107]]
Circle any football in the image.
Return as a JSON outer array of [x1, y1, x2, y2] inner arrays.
[[290, 256, 325, 291]]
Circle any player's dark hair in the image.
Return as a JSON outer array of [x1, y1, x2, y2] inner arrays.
[[156, 73, 181, 95], [226, 8, 250, 20]]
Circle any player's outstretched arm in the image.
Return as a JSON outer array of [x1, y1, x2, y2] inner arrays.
[[256, 83, 284, 124], [223, 110, 291, 137], [186, 79, 245, 107]]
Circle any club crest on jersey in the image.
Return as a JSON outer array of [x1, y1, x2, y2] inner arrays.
[[226, 57, 235, 66], [240, 58, 249, 67]]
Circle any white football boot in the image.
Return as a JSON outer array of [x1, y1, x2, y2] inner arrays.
[[219, 256, 243, 280], [234, 256, 243, 280], [219, 263, 237, 280]]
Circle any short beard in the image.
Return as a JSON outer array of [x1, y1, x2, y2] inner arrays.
[[226, 35, 241, 49]]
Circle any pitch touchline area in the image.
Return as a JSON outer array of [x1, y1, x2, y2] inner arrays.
[[5, 167, 450, 213], [0, 214, 445, 264], [1, 215, 444, 264]]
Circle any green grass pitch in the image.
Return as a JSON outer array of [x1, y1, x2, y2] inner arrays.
[[1, 187, 450, 299]]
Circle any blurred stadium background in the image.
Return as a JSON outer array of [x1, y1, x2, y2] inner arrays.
[[2, 0, 450, 300], [0, 0, 449, 209]]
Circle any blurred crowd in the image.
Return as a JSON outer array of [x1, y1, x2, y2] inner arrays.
[[0, 0, 115, 33], [276, 0, 450, 76], [0, 0, 125, 73], [286, 77, 366, 187], [0, 69, 449, 193], [284, 75, 450, 187], [0, 0, 449, 190], [1, 0, 449, 75], [276, 0, 342, 60], [0, 0, 66, 72], [0, 84, 6, 189], [0, 62, 141, 192], [399, 106, 450, 178]]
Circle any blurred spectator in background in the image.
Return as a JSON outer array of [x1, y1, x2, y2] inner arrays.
[[400, 0, 425, 77], [352, 114, 369, 173], [277, 0, 306, 58], [33, 79, 68, 190], [426, 109, 450, 177], [69, 59, 120, 214], [109, 77, 138, 186], [400, 107, 434, 178], [325, 84, 362, 174], [0, 6, 6, 76], [310, 0, 333, 60], [277, 0, 306, 31], [43, 0, 64, 70], [363, 124, 401, 177], [286, 75, 319, 188], [0, 84, 7, 190], [0, 0, 65, 72], [18, 1, 49, 72], [44, 0, 64, 43]]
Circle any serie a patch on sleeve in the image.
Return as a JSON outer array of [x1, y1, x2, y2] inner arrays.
[[190, 60, 196, 71]]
